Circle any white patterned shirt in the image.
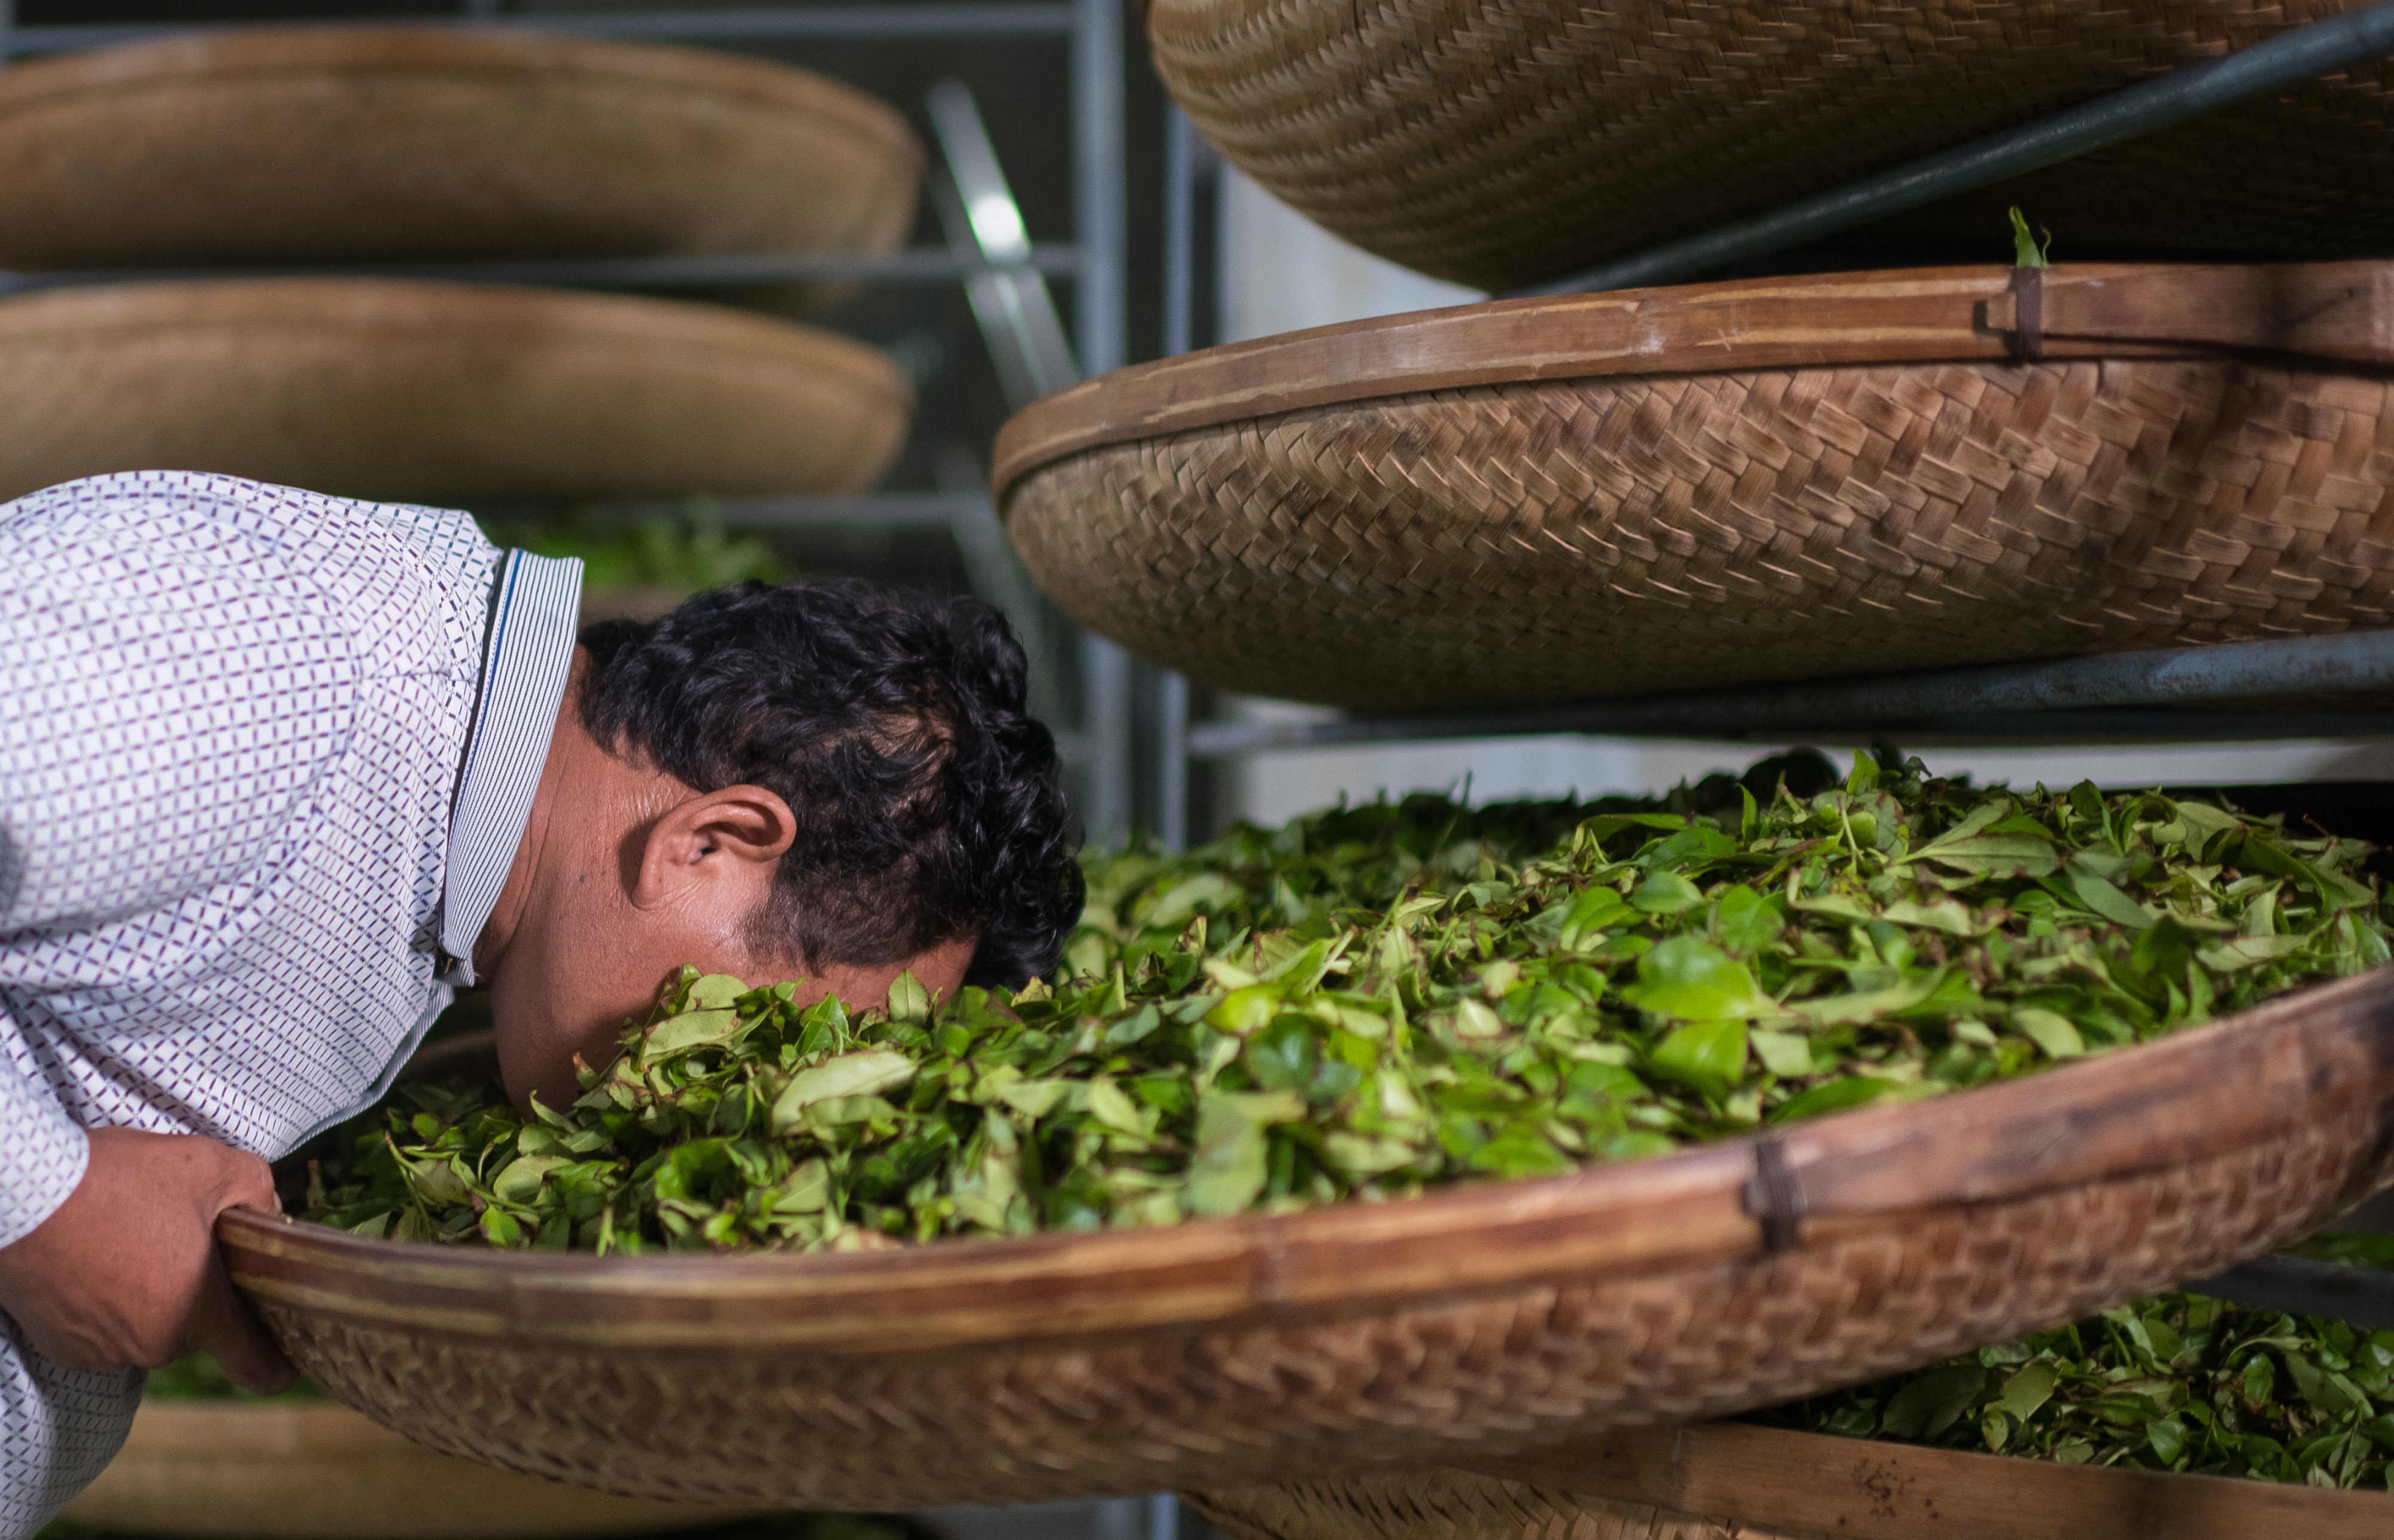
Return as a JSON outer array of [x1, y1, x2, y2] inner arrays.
[[0, 471, 581, 1537]]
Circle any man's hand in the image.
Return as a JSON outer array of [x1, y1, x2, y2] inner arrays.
[[0, 1128, 295, 1393]]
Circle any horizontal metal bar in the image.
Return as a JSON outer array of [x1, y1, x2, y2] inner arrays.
[[7, 8, 1075, 54], [1186, 632, 2394, 757], [702, 493, 994, 530], [1518, 0, 2394, 296], [1189, 711, 2394, 757], [0, 247, 1080, 297], [2183, 1255, 2394, 1331]]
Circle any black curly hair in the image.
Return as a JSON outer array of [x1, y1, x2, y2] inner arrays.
[[577, 579, 1081, 990]]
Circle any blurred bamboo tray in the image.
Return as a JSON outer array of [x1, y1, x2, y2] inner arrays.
[[0, 27, 922, 278], [1181, 1420, 2394, 1540], [0, 278, 910, 503], [222, 964, 2394, 1509], [994, 261, 2394, 713], [1149, 0, 2394, 292], [63, 1398, 749, 1539]]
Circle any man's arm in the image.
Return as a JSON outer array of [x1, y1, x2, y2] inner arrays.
[[0, 482, 354, 1391], [0, 1125, 293, 1393]]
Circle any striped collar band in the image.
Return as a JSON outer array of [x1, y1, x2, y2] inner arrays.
[[439, 548, 584, 986]]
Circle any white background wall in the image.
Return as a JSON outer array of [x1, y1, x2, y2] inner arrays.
[[1211, 169, 2394, 824]]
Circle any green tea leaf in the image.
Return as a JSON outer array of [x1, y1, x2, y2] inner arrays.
[[1880, 1366, 1986, 1439], [2012, 1009, 2086, 1060], [1630, 871, 1703, 915], [642, 1009, 741, 1059], [770, 1049, 916, 1133], [1648, 1019, 1748, 1100]]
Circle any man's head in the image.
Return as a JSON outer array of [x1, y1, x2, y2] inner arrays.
[[477, 579, 1082, 1111]]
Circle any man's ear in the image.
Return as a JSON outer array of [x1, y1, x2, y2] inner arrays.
[[631, 785, 797, 910]]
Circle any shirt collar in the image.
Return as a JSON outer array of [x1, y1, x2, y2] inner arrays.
[[439, 548, 584, 986]]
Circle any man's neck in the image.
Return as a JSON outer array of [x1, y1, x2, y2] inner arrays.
[[470, 655, 582, 982]]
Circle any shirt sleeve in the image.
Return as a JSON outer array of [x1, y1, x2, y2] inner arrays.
[[0, 488, 360, 937], [0, 1006, 89, 1250]]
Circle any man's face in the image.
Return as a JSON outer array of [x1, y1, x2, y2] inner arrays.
[[488, 897, 976, 1118], [474, 653, 977, 1116]]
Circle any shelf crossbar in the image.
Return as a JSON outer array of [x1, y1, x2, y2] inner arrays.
[[2185, 1254, 2394, 1331], [0, 246, 1083, 299], [5, 7, 1077, 56], [1187, 631, 2394, 757], [1515, 0, 2394, 296]]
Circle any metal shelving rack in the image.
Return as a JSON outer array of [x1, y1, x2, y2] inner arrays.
[[1151, 0, 2394, 781], [0, 6, 1162, 1529], [1149, 7, 2394, 1325], [0, 0, 1143, 846]]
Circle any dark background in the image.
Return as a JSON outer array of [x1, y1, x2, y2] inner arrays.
[[9, 0, 1228, 837]]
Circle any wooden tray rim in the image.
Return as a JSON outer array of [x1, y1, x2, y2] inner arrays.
[[989, 261, 2394, 502], [1436, 1417, 2394, 1539], [224, 964, 2394, 1357]]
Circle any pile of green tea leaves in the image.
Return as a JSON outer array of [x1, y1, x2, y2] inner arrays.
[[303, 753, 2394, 1255], [1754, 1241, 2394, 1489]]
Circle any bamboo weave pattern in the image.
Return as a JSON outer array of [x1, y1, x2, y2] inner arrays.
[[1004, 359, 2394, 711], [1183, 1471, 1822, 1540], [252, 1108, 2386, 1507], [1149, 0, 2394, 291]]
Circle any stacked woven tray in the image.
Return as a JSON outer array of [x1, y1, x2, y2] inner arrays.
[[0, 27, 920, 502], [1148, 0, 2394, 291], [226, 968, 2394, 1506], [996, 260, 2394, 712], [63, 1396, 746, 1540], [1183, 1421, 2394, 1540], [1018, 3, 2394, 713]]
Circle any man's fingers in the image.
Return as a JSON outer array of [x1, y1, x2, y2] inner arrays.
[[193, 1265, 297, 1395], [209, 1319, 298, 1396], [192, 1147, 295, 1390], [206, 1146, 284, 1220]]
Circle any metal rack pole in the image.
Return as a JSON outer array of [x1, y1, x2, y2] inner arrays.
[[1071, 0, 1134, 846], [1152, 102, 1202, 853], [1186, 631, 2394, 757], [0, 248, 1085, 298], [1518, 0, 2394, 296], [8, 7, 1080, 53]]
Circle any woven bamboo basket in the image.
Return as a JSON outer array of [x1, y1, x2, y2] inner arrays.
[[1149, 0, 2394, 293], [1181, 1421, 2394, 1540], [0, 278, 910, 503], [994, 262, 2394, 713], [62, 1398, 749, 1539], [219, 964, 2394, 1508], [0, 28, 921, 285]]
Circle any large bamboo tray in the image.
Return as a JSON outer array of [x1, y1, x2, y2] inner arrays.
[[1150, 0, 2394, 292], [0, 28, 920, 280], [0, 278, 910, 503], [62, 1398, 747, 1539], [994, 262, 2394, 713], [1183, 1421, 2394, 1540], [220, 965, 2394, 1508]]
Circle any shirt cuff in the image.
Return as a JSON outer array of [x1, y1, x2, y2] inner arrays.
[[0, 1065, 89, 1250]]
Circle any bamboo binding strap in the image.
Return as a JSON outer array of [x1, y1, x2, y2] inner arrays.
[[995, 264, 2394, 484], [1149, 0, 2394, 292], [994, 262, 2394, 712]]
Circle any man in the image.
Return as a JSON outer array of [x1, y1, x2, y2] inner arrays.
[[0, 471, 1081, 1535]]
